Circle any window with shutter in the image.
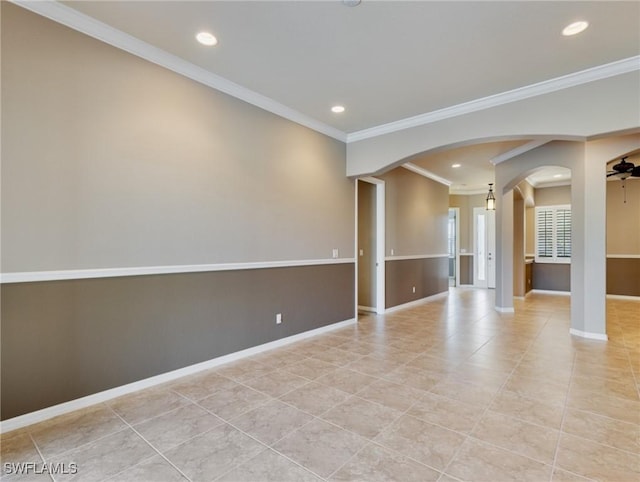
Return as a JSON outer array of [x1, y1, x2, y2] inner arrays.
[[535, 205, 571, 263]]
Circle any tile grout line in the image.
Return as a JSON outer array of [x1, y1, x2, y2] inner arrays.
[[26, 432, 54, 482], [438, 311, 545, 479], [105, 404, 194, 482]]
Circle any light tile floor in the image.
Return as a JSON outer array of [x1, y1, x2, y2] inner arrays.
[[2, 289, 639, 481]]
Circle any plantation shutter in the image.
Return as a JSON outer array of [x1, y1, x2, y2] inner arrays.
[[535, 205, 571, 263], [556, 208, 571, 258], [536, 209, 553, 259]]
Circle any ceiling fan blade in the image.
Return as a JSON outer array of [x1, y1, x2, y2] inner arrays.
[[631, 166, 640, 177]]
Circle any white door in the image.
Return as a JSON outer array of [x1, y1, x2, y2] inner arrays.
[[474, 208, 496, 289]]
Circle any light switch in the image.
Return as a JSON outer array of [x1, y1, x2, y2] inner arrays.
[[332, 248, 339, 259]]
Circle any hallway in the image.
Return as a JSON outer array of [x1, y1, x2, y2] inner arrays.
[[2, 289, 638, 481]]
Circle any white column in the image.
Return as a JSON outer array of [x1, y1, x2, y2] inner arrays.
[[495, 189, 514, 312], [571, 149, 607, 339]]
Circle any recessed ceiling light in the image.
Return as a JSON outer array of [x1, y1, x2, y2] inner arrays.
[[562, 21, 589, 36], [451, 163, 461, 168], [196, 31, 218, 46], [331, 105, 345, 113]]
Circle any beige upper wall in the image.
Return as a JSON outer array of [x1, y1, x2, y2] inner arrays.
[[607, 180, 640, 255], [380, 168, 448, 256], [1, 4, 354, 272], [524, 181, 639, 256], [534, 185, 571, 206], [449, 193, 485, 254]]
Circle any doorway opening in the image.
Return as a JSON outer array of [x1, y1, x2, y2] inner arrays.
[[356, 178, 385, 314]]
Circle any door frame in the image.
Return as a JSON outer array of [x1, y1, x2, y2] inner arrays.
[[448, 207, 460, 287], [473, 207, 496, 288], [355, 177, 386, 315]]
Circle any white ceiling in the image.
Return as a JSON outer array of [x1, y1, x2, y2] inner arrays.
[[42, 1, 640, 190]]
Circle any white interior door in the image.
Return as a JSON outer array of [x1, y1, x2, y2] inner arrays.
[[474, 208, 496, 289]]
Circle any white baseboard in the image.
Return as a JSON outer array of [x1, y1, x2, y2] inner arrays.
[[606, 294, 640, 301], [384, 291, 448, 313], [495, 306, 515, 313], [0, 317, 356, 434], [531, 289, 571, 296], [357, 305, 377, 313], [569, 328, 608, 341]]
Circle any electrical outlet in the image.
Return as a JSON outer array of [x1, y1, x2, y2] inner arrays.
[[359, 249, 364, 256], [391, 248, 395, 255], [332, 248, 339, 259], [412, 286, 416, 293], [276, 313, 282, 324]]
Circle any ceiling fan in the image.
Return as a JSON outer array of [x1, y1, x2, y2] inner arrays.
[[607, 156, 640, 180]]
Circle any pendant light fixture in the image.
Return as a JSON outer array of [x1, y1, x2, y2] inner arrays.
[[486, 183, 496, 210]]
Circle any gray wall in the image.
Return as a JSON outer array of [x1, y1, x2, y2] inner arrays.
[[607, 258, 640, 297], [386, 258, 448, 308], [2, 265, 354, 419], [1, 4, 356, 420], [532, 263, 571, 292]]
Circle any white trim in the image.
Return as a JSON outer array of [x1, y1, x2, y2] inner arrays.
[[569, 328, 608, 341], [533, 180, 572, 189], [402, 164, 452, 186], [357, 305, 377, 313], [385, 254, 449, 261], [606, 294, 640, 301], [451, 207, 460, 288], [358, 177, 386, 314], [384, 291, 448, 313], [525, 253, 535, 257], [606, 254, 640, 259], [10, 3, 639, 146], [449, 188, 491, 195], [0, 258, 356, 284], [490, 140, 549, 165], [347, 56, 640, 143], [0, 317, 356, 433], [459, 252, 474, 256], [9, 0, 346, 142], [495, 306, 515, 313], [531, 289, 571, 295]]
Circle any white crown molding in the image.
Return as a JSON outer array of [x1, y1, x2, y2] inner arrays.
[[449, 187, 490, 195], [402, 163, 452, 186], [0, 258, 356, 284], [532, 180, 572, 189], [347, 56, 640, 143], [11, 2, 639, 146], [9, 0, 347, 142], [490, 140, 550, 165]]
